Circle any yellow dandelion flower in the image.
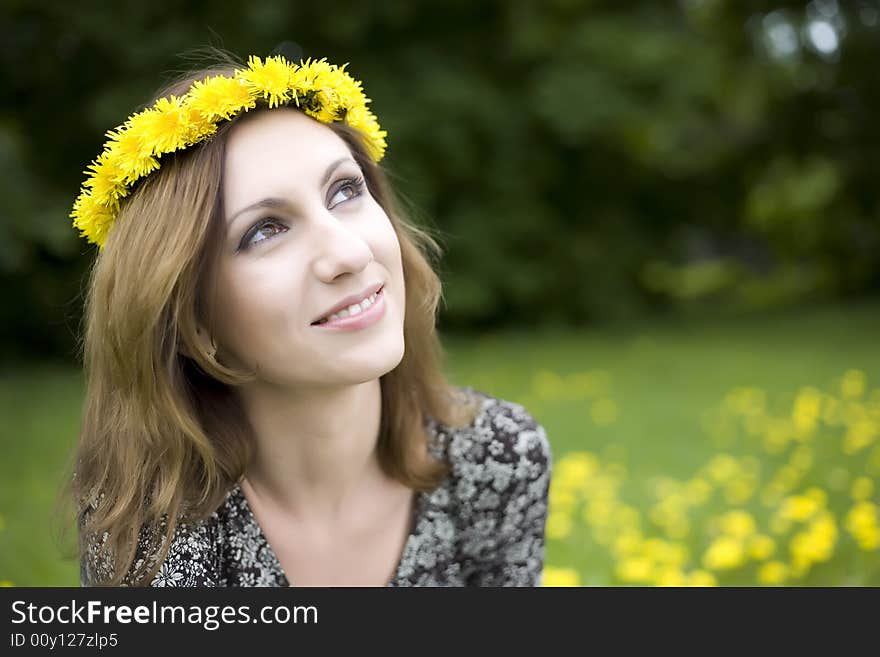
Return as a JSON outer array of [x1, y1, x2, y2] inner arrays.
[[686, 570, 717, 587], [546, 511, 573, 540], [792, 386, 822, 436], [71, 191, 118, 246], [542, 566, 581, 587], [757, 560, 788, 585], [843, 420, 877, 455], [666, 516, 691, 540], [548, 486, 576, 513], [237, 55, 295, 108], [556, 452, 599, 483], [724, 478, 756, 505], [845, 501, 880, 551], [718, 510, 757, 539], [613, 530, 643, 557], [655, 568, 687, 587], [344, 104, 387, 160], [704, 454, 740, 484], [131, 96, 193, 156], [778, 494, 821, 523], [849, 477, 874, 502], [82, 152, 129, 200], [188, 75, 256, 122], [790, 445, 814, 472], [702, 536, 745, 571], [747, 534, 776, 561], [616, 557, 653, 583]]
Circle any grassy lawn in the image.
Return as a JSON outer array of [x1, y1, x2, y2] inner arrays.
[[2, 298, 879, 586]]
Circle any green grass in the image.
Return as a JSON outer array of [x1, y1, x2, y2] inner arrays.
[[1, 298, 879, 585]]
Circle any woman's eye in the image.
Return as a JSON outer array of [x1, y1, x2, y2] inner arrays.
[[329, 176, 365, 209], [241, 219, 287, 250]]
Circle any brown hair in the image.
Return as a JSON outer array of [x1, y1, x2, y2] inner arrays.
[[61, 51, 480, 586]]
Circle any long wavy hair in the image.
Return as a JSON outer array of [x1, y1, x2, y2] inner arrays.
[[60, 52, 480, 586]]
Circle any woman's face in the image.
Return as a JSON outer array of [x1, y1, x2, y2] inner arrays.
[[205, 108, 406, 389]]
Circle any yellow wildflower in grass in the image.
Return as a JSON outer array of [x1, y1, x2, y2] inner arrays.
[[770, 465, 804, 496], [850, 476, 874, 502], [804, 486, 828, 506], [842, 419, 877, 455], [546, 511, 573, 540], [788, 510, 838, 575], [704, 454, 740, 484], [616, 557, 654, 583], [777, 493, 821, 523], [724, 476, 757, 505], [591, 398, 618, 426], [747, 534, 776, 561], [763, 418, 794, 454], [613, 529, 644, 558], [686, 570, 717, 587], [652, 476, 683, 499], [717, 510, 757, 539], [790, 445, 815, 472], [639, 538, 688, 569], [841, 370, 867, 400], [548, 486, 577, 512], [792, 386, 823, 437], [542, 566, 581, 587], [655, 568, 687, 587], [666, 516, 691, 540], [556, 452, 600, 484], [684, 477, 713, 505], [584, 498, 614, 526], [702, 536, 746, 571], [844, 501, 880, 551], [757, 560, 788, 585]]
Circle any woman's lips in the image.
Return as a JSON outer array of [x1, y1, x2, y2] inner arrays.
[[311, 286, 386, 331]]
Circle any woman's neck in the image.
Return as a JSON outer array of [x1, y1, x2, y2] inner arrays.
[[237, 378, 385, 526]]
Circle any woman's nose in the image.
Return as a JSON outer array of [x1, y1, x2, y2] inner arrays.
[[309, 210, 374, 281]]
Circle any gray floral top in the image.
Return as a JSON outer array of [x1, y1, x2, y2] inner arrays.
[[80, 387, 552, 587]]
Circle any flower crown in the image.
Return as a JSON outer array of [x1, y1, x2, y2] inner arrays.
[[70, 55, 388, 249]]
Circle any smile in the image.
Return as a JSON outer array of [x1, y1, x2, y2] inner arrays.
[[312, 286, 386, 331]]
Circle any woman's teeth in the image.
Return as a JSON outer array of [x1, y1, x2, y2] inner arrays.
[[317, 289, 381, 324]]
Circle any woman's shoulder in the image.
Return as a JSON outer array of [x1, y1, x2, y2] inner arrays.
[[428, 386, 552, 503]]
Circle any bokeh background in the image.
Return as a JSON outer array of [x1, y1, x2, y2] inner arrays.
[[1, 0, 878, 586]]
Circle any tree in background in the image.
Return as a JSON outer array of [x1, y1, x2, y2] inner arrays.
[[1, 0, 878, 359]]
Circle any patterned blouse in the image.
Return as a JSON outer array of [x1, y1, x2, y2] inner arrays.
[[80, 387, 552, 587]]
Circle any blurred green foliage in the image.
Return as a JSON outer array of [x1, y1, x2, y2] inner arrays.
[[1, 0, 878, 360]]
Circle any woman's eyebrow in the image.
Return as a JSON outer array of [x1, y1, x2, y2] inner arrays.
[[226, 156, 356, 227]]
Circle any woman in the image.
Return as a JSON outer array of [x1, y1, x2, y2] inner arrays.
[[68, 51, 552, 587]]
